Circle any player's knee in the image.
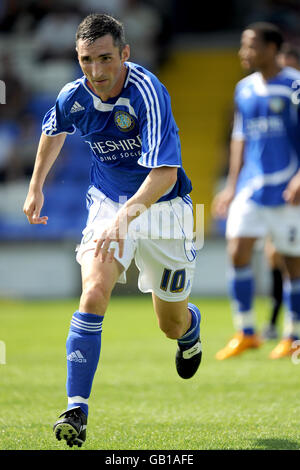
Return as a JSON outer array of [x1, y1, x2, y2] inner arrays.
[[80, 281, 110, 315], [228, 242, 251, 266]]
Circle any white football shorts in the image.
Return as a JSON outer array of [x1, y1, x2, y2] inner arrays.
[[76, 186, 197, 301], [226, 194, 300, 256]]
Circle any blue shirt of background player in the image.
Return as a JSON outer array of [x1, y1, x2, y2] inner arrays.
[[42, 62, 192, 203], [232, 66, 300, 206]]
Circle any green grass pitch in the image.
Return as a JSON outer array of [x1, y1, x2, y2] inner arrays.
[[0, 296, 299, 450]]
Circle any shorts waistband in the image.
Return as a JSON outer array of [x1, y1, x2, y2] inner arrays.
[[88, 186, 190, 207]]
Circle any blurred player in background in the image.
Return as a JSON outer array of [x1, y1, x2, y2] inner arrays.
[[277, 42, 300, 70], [262, 42, 300, 340], [212, 22, 300, 360], [23, 13, 202, 448]]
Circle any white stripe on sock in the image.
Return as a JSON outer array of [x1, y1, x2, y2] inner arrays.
[[283, 317, 300, 338], [233, 310, 255, 330], [72, 317, 103, 327], [71, 319, 102, 332], [68, 396, 89, 405]]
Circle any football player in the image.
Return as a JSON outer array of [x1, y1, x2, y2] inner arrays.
[[23, 13, 202, 447], [212, 22, 300, 360]]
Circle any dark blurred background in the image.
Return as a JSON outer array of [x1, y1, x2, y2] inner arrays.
[[1, 0, 300, 298]]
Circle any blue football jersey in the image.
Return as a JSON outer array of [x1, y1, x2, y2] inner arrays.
[[42, 62, 192, 202], [232, 67, 300, 206]]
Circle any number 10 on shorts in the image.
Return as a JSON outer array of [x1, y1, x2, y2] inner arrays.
[[160, 268, 186, 293]]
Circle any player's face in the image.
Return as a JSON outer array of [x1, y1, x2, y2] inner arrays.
[[77, 34, 130, 100], [238, 29, 272, 71]]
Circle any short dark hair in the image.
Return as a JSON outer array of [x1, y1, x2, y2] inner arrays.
[[245, 22, 283, 51], [76, 13, 126, 53]]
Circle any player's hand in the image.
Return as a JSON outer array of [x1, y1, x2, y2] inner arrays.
[[283, 173, 300, 205], [23, 189, 48, 225], [94, 215, 127, 263], [211, 186, 235, 219]]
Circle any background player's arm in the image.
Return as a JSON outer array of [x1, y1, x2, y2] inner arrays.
[[94, 166, 178, 261], [211, 138, 245, 218], [283, 169, 300, 205], [23, 132, 67, 224]]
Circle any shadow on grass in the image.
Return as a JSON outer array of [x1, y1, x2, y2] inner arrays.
[[253, 438, 300, 450]]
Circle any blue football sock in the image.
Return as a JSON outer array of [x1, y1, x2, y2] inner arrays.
[[177, 303, 201, 350], [229, 265, 255, 335], [283, 278, 300, 340], [66, 311, 104, 417]]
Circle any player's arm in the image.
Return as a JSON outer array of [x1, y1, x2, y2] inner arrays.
[[212, 99, 246, 221], [94, 166, 177, 261], [116, 165, 177, 228], [23, 132, 67, 224], [283, 169, 300, 205], [282, 94, 300, 205], [211, 138, 245, 219], [123, 165, 178, 216]]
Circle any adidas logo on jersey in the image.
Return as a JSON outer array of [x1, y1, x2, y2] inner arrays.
[[67, 350, 87, 363], [70, 101, 85, 113]]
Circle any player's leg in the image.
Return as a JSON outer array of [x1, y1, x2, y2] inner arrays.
[[227, 236, 257, 335], [54, 251, 123, 447], [262, 239, 284, 339], [215, 197, 267, 360], [152, 294, 202, 379], [79, 250, 123, 314], [264, 205, 300, 358], [269, 255, 300, 358], [152, 295, 190, 340], [133, 195, 199, 378], [216, 236, 262, 360], [269, 261, 284, 327], [67, 251, 123, 413], [53, 187, 136, 446], [54, 187, 136, 446]]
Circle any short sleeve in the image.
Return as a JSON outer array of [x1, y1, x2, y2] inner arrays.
[[136, 77, 181, 168], [231, 83, 246, 141], [42, 88, 76, 136], [231, 109, 245, 141]]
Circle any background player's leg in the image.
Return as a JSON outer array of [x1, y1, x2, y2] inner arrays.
[[270, 255, 300, 358], [270, 267, 283, 325], [227, 236, 257, 333], [262, 240, 284, 339], [216, 237, 261, 360]]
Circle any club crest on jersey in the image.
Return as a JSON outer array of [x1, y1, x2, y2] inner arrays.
[[269, 97, 285, 113], [114, 111, 135, 132]]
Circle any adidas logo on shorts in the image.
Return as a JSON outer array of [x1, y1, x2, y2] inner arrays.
[[67, 350, 87, 363]]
